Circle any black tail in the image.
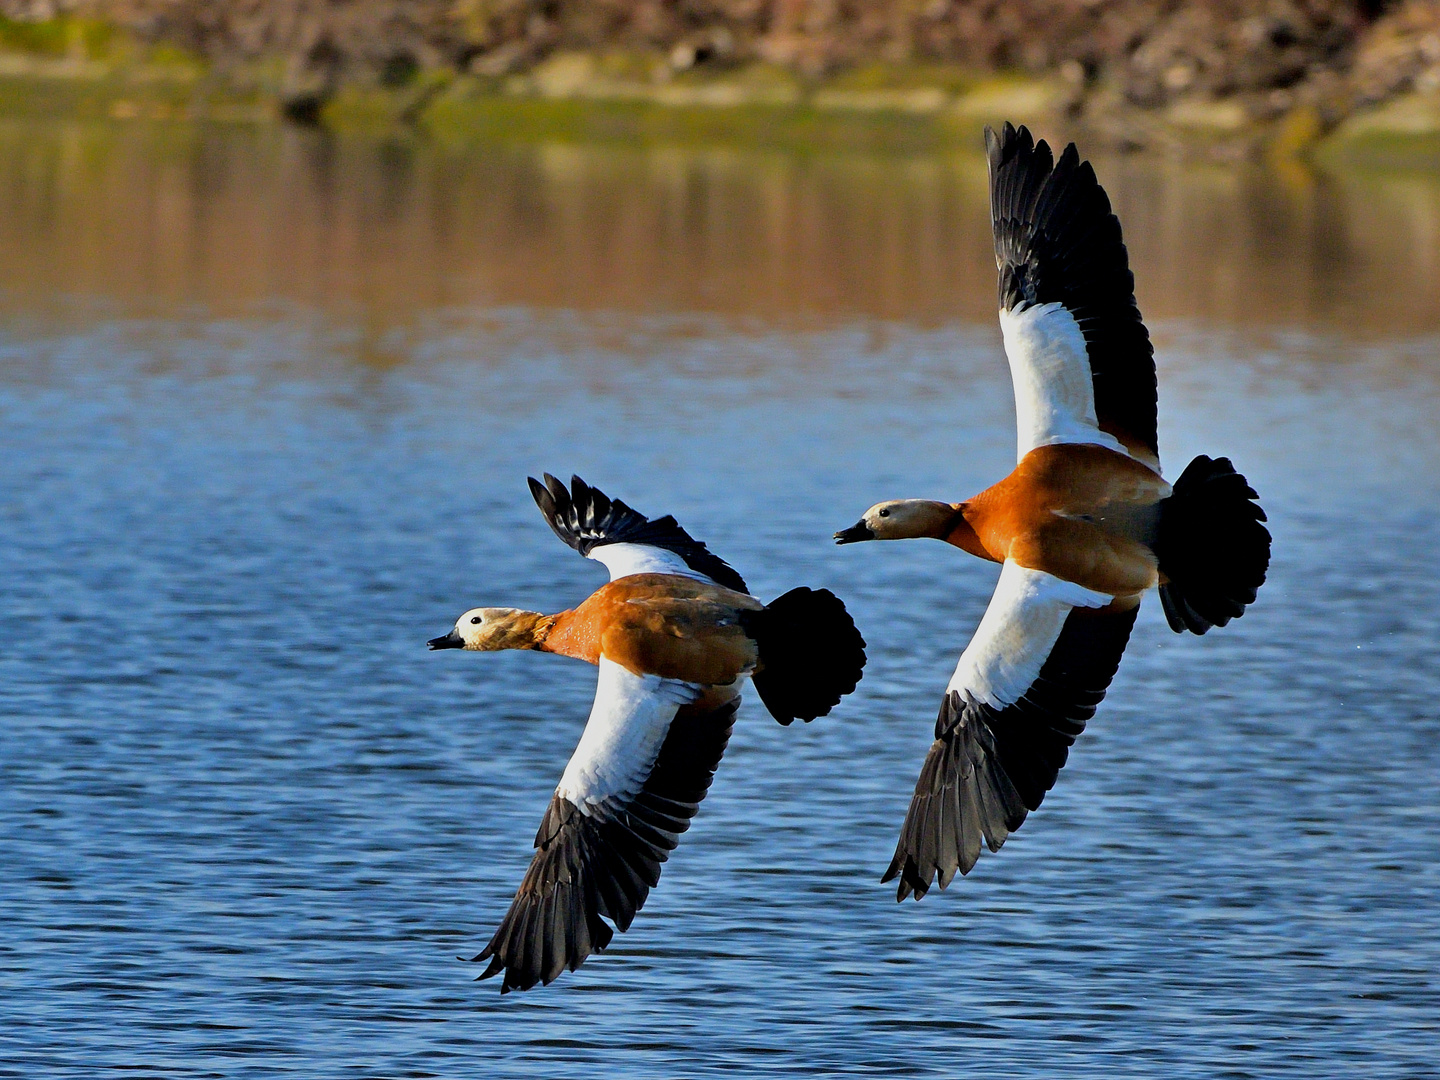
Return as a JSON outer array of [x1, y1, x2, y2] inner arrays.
[[1155, 455, 1271, 635], [741, 588, 866, 725]]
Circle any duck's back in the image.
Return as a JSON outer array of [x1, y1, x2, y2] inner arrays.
[[546, 574, 763, 685]]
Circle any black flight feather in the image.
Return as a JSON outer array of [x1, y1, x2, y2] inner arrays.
[[883, 604, 1138, 900], [529, 473, 749, 595], [473, 696, 738, 993], [986, 121, 1158, 456]]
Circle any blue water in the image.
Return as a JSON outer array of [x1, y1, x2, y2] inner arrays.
[[3, 128, 1440, 1078]]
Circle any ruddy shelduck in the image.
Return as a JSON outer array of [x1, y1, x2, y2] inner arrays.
[[430, 475, 866, 991], [835, 123, 1271, 900]]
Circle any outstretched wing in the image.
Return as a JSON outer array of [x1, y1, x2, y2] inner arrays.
[[529, 473, 749, 594], [472, 659, 738, 992], [987, 122, 1158, 470], [883, 562, 1136, 900]]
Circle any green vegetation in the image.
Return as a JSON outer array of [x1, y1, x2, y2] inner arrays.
[[1, 14, 1439, 167], [1317, 91, 1440, 173], [422, 92, 954, 153], [415, 78, 1025, 154], [0, 13, 114, 58], [0, 15, 262, 122], [0, 18, 1061, 151], [1317, 128, 1440, 173]]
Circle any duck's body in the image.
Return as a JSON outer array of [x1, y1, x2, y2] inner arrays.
[[536, 574, 763, 687], [430, 476, 865, 991], [905, 443, 1169, 598], [837, 122, 1270, 900]]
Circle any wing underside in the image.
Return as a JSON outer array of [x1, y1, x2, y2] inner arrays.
[[884, 564, 1134, 899], [473, 661, 737, 992]]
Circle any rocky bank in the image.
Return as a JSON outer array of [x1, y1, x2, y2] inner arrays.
[[2, 0, 1439, 147]]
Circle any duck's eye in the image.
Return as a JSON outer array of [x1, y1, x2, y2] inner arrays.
[[470, 616, 482, 625], [878, 508, 890, 518]]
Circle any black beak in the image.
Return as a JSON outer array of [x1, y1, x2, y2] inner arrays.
[[834, 521, 875, 545], [427, 630, 464, 650]]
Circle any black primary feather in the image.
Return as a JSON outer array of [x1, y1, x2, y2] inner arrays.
[[883, 604, 1138, 900], [1155, 455, 1271, 635], [528, 473, 749, 595], [740, 587, 867, 726], [986, 121, 1158, 456], [472, 697, 739, 993]]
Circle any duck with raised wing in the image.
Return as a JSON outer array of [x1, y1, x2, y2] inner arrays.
[[835, 122, 1270, 901], [430, 474, 866, 992]]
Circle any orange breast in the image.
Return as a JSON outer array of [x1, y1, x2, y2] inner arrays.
[[963, 444, 1169, 596]]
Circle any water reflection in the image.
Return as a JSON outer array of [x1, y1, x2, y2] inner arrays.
[[2, 119, 1439, 334]]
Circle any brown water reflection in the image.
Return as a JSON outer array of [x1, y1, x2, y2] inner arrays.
[[0, 119, 1438, 336]]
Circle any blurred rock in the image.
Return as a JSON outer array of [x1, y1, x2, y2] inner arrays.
[[1349, 0, 1440, 105]]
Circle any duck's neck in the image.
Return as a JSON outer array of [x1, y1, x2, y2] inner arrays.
[[488, 610, 558, 651], [944, 503, 994, 561], [537, 609, 600, 665], [887, 499, 962, 539]]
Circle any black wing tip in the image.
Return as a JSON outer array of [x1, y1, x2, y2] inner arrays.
[[880, 852, 938, 902], [986, 120, 1089, 172], [986, 121, 1055, 180], [530, 472, 576, 549], [527, 469, 749, 593], [539, 472, 568, 503], [985, 119, 1027, 152], [472, 699, 738, 993], [569, 474, 613, 521], [983, 122, 1001, 163], [883, 609, 1139, 903]]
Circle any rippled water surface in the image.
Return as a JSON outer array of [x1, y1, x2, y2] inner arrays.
[[2, 121, 1439, 1078]]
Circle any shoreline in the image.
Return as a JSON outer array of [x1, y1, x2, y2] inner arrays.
[[0, 26, 1437, 167]]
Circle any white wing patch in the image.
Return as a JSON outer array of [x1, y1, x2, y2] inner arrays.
[[586, 542, 714, 584], [948, 561, 1112, 710], [556, 658, 704, 813], [999, 302, 1129, 462]]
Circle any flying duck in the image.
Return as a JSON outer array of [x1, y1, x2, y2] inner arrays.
[[429, 475, 866, 991], [835, 122, 1270, 901]]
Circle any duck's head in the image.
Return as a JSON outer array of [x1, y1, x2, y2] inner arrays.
[[834, 499, 957, 543], [428, 607, 542, 652]]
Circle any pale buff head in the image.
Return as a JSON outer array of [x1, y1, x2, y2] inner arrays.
[[428, 607, 546, 652], [834, 499, 958, 543]]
